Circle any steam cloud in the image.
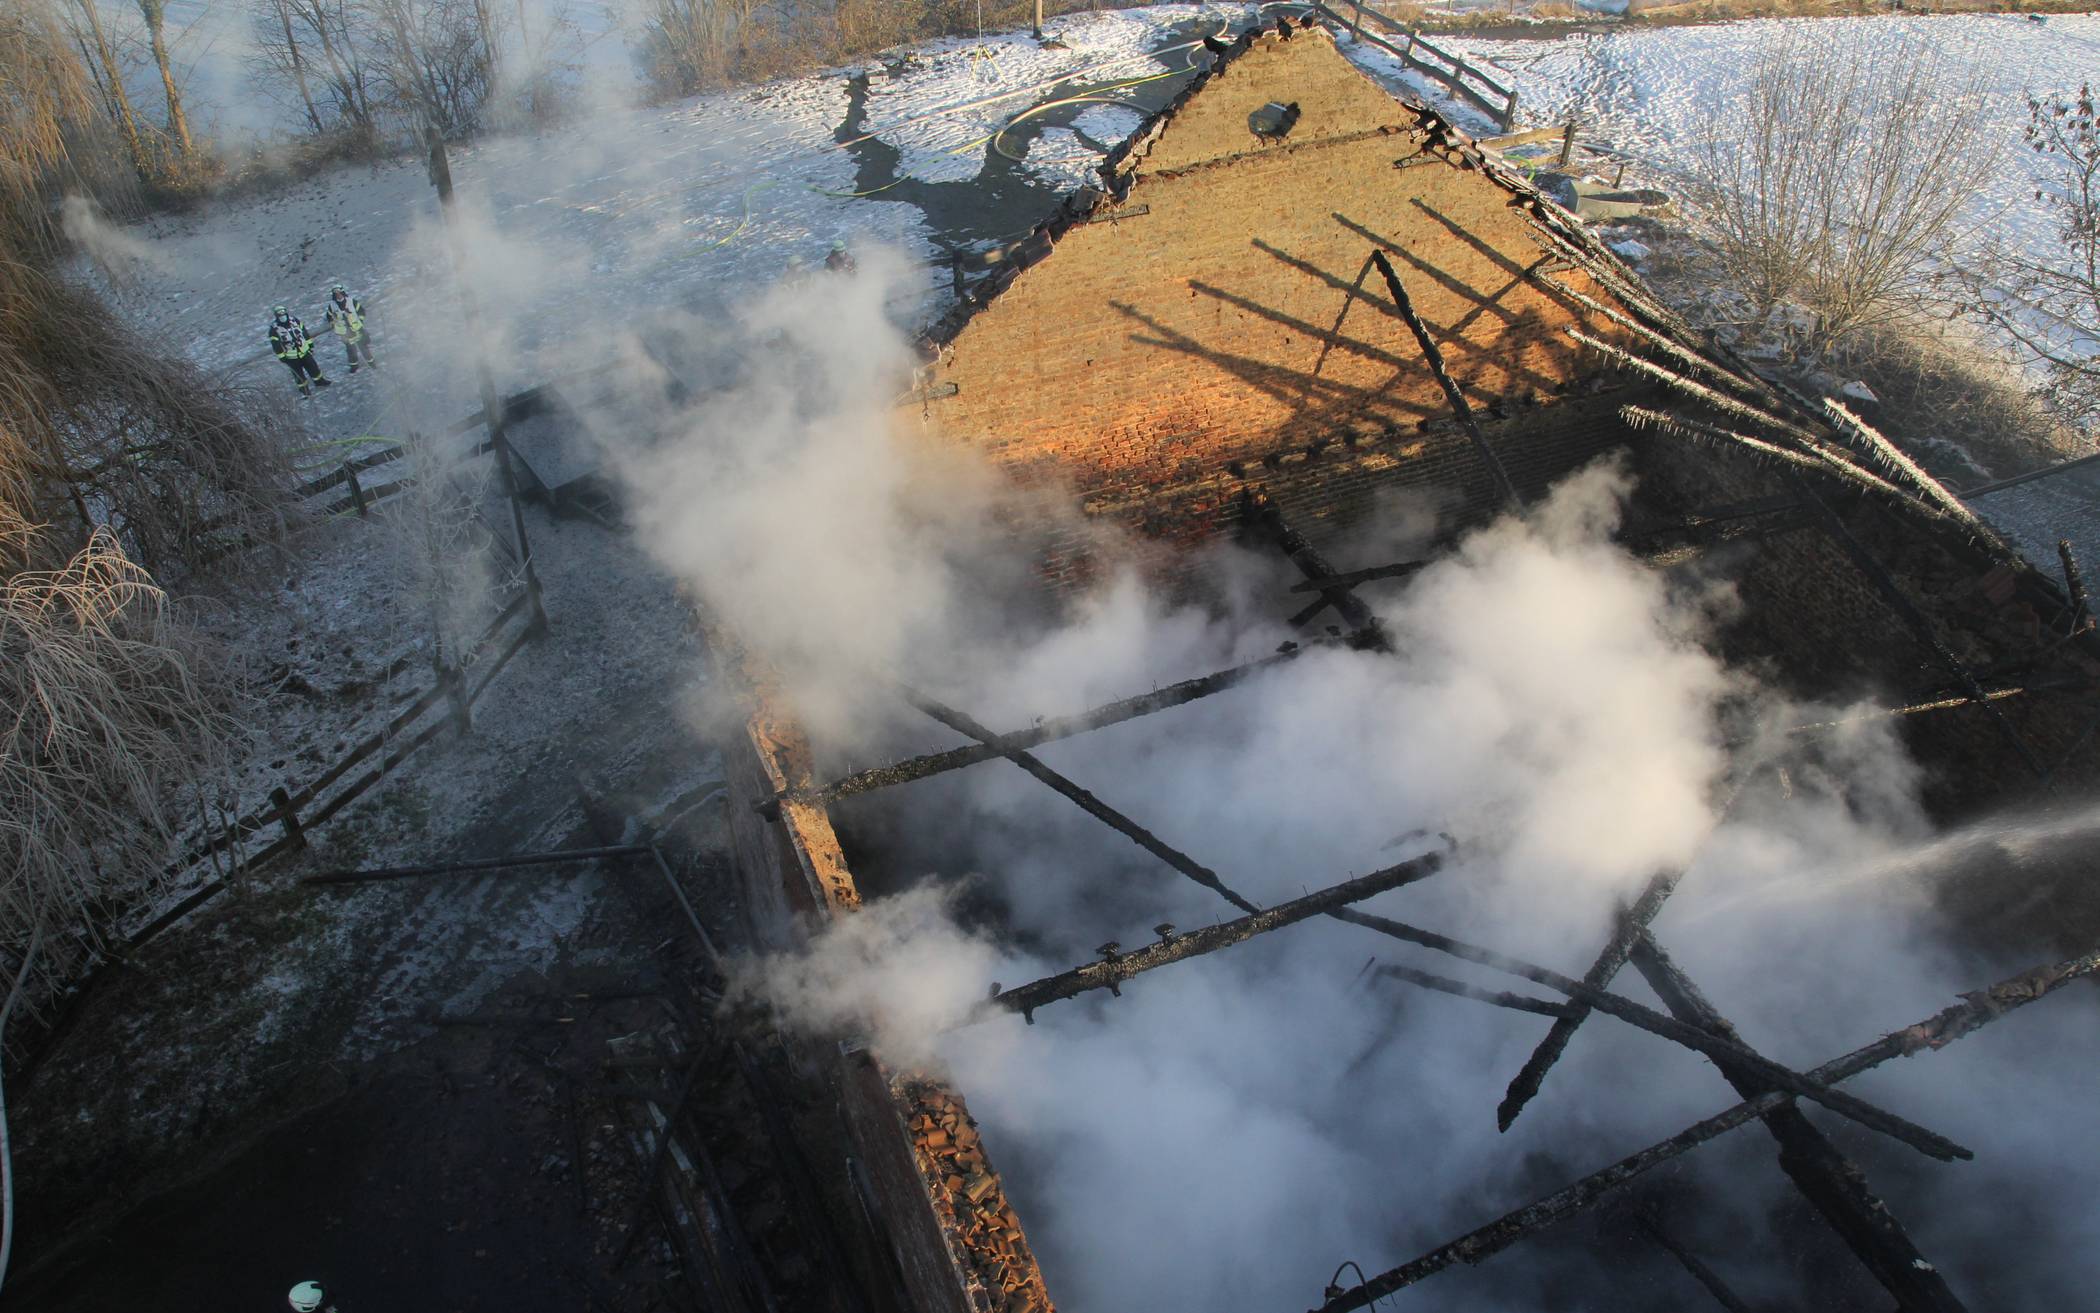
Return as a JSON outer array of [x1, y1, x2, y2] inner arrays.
[[601, 257, 2099, 1312]]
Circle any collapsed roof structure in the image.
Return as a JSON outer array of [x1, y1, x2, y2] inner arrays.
[[708, 18, 2099, 1313]]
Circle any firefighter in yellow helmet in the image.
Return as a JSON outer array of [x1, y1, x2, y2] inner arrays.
[[323, 283, 378, 374], [268, 306, 331, 399]]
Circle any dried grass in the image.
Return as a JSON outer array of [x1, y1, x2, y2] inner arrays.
[[0, 532, 232, 1012]]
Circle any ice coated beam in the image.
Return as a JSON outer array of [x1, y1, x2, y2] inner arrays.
[[1327, 907, 1970, 1163], [1628, 934, 1969, 1313], [974, 851, 1447, 1024], [1307, 947, 2100, 1313]]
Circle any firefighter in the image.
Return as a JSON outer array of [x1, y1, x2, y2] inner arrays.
[[287, 1280, 336, 1312], [323, 282, 378, 373], [824, 239, 857, 274], [268, 306, 331, 398]]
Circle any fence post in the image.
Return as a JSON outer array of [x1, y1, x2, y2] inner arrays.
[[1032, 0, 1043, 40], [1350, 0, 1365, 42], [1503, 88, 1520, 131], [1557, 118, 1578, 169], [269, 786, 307, 850], [343, 462, 368, 516], [440, 658, 473, 737]]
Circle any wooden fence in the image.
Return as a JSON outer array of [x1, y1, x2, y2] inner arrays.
[[124, 582, 543, 953], [1310, 1, 1522, 130]]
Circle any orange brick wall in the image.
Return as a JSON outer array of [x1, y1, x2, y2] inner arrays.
[[911, 24, 1634, 551]]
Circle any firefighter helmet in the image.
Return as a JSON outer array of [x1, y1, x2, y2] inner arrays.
[[288, 1280, 325, 1311]]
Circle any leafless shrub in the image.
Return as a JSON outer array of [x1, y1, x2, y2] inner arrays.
[[386, 444, 510, 669], [2, 265, 295, 578], [1687, 30, 1998, 360], [0, 531, 232, 1013], [1971, 84, 2100, 435]]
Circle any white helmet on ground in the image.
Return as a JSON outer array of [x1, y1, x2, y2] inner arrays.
[[288, 1280, 325, 1311]]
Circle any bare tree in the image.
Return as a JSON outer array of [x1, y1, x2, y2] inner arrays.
[[136, 0, 196, 157], [370, 0, 496, 135], [1974, 85, 2100, 433], [260, 0, 326, 133], [1688, 31, 1998, 360], [64, 0, 150, 174]]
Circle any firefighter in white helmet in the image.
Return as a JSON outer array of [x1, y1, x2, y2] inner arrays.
[[287, 1279, 335, 1312]]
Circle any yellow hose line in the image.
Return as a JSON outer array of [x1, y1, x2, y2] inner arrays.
[[701, 178, 782, 250], [986, 91, 1145, 163]]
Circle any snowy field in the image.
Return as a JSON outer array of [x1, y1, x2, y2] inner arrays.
[[1351, 13, 2100, 271]]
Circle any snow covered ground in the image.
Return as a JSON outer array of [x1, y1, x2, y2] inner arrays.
[[1348, 14, 2100, 280]]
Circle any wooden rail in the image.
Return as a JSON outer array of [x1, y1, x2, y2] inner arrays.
[[1312, 2, 1521, 130], [123, 583, 542, 953]]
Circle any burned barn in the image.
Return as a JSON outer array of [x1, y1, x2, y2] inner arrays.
[[710, 19, 2099, 1313]]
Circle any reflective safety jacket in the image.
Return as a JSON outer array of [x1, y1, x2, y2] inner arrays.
[[269, 318, 313, 360], [326, 296, 366, 341]]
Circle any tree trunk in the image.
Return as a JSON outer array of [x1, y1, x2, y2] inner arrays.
[[137, 0, 194, 156], [272, 0, 323, 133], [73, 0, 148, 172]]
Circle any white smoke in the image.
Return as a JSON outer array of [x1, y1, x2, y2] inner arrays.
[[600, 257, 2100, 1312]]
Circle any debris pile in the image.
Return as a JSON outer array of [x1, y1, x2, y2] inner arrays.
[[900, 1079, 1056, 1313]]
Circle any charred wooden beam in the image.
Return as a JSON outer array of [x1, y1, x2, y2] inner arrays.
[[1580, 334, 1832, 452], [1375, 963, 1574, 1019], [1495, 864, 1688, 1130], [1369, 249, 1521, 512], [1329, 906, 1970, 1162], [1287, 560, 1431, 593], [1309, 946, 2100, 1313], [898, 686, 1263, 915], [1628, 933, 1969, 1312], [2059, 539, 2090, 628], [809, 639, 1339, 806], [1782, 681, 2085, 737], [974, 853, 1447, 1024], [915, 668, 1960, 1160], [1243, 488, 1386, 641], [1789, 470, 2049, 780], [1634, 1213, 1756, 1313], [1497, 761, 1770, 1131], [1821, 399, 2001, 548]]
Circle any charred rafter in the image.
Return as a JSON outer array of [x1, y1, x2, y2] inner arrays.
[[896, 682, 1962, 1161], [1308, 946, 2100, 1313], [1627, 933, 1969, 1312], [796, 638, 1346, 809], [1368, 249, 1522, 512], [1373, 963, 1573, 1020], [1330, 905, 1970, 1162], [1787, 469, 2049, 779], [1243, 488, 1388, 640], [973, 851, 1447, 1025], [1633, 1212, 1756, 1313]]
